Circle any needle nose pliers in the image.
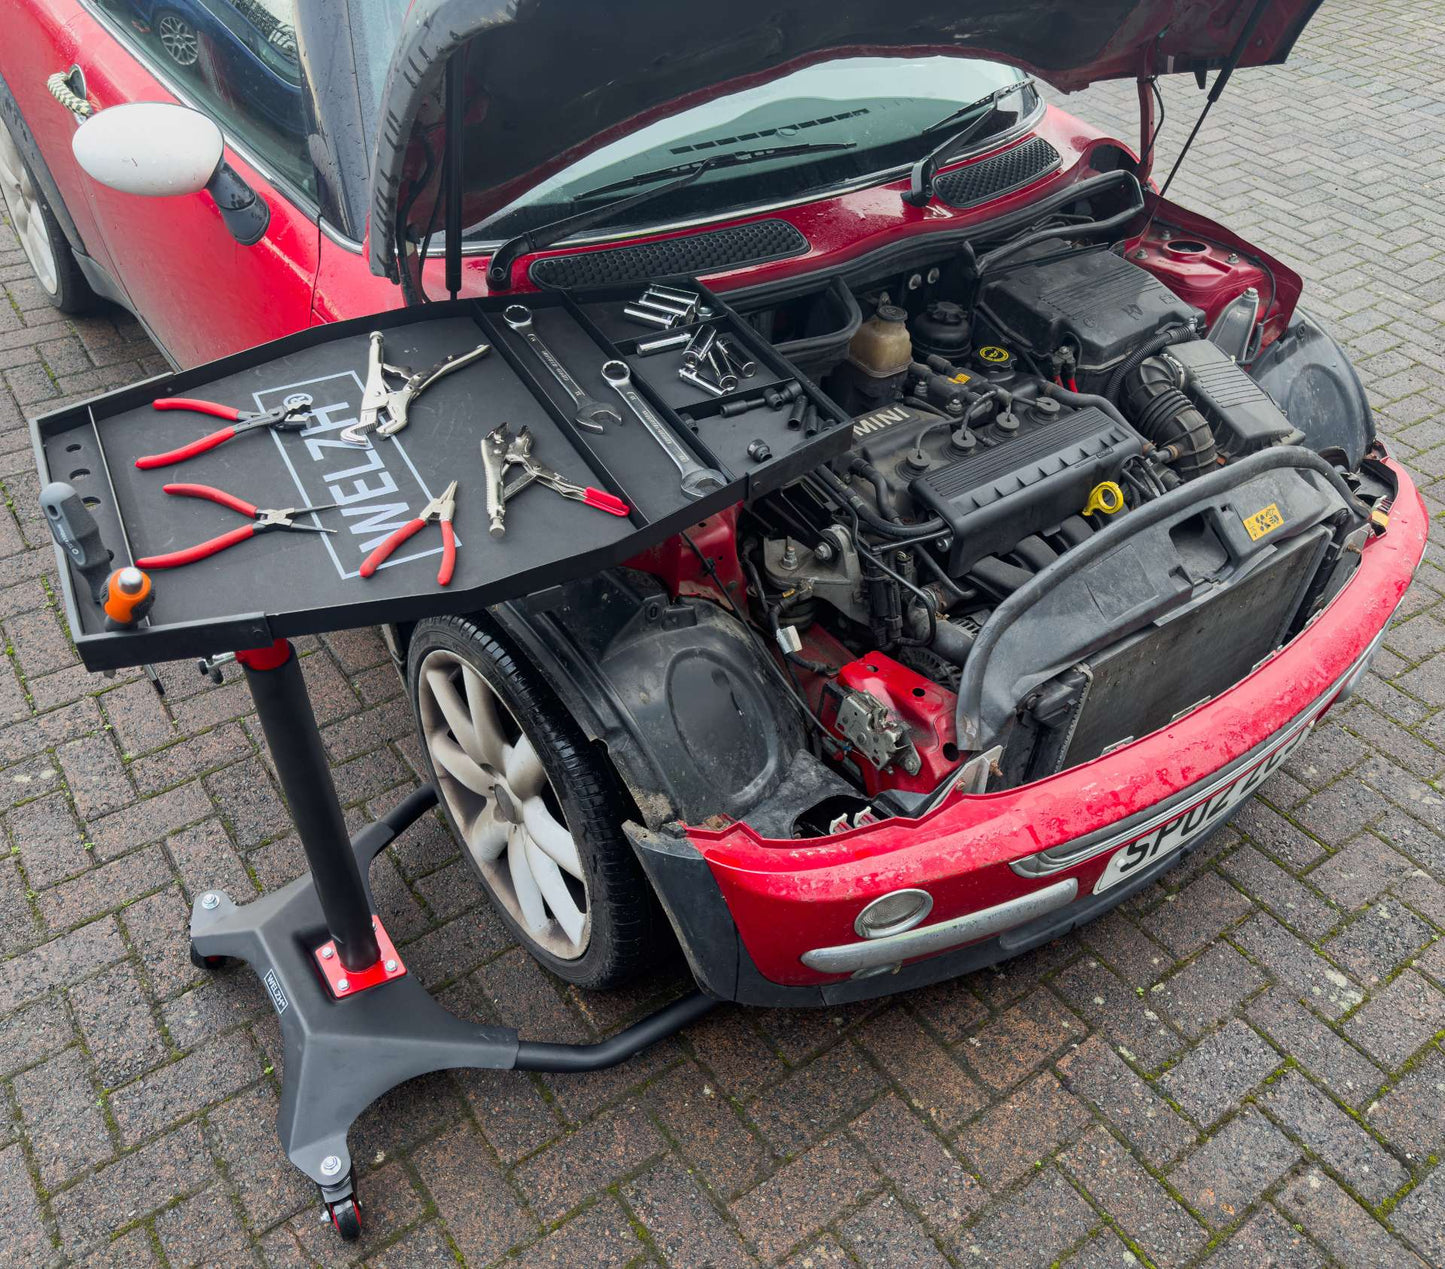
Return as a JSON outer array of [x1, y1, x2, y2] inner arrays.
[[135, 483, 338, 569], [134, 397, 314, 469], [359, 481, 458, 585]]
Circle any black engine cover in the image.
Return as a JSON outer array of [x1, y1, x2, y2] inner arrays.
[[911, 405, 1145, 575], [982, 249, 1200, 373]]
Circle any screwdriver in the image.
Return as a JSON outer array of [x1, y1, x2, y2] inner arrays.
[[40, 482, 113, 604]]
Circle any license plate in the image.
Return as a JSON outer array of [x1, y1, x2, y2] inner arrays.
[[1093, 720, 1315, 893]]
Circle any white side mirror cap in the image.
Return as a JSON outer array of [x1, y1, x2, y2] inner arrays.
[[72, 102, 224, 197]]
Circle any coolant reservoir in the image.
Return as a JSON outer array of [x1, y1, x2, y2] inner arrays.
[[847, 303, 913, 377]]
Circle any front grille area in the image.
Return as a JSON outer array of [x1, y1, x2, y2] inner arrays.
[[934, 137, 1061, 209], [528, 220, 808, 289]]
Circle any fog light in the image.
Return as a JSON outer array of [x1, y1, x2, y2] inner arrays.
[[854, 889, 933, 939]]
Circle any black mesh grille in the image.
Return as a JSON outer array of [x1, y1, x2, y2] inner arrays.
[[528, 220, 808, 289], [934, 137, 1061, 209]]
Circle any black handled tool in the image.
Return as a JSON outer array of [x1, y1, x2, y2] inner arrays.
[[40, 482, 111, 603]]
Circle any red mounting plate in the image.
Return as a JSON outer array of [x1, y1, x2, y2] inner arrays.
[[313, 916, 406, 998]]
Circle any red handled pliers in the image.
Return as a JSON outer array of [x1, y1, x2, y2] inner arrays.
[[135, 483, 338, 569], [134, 397, 314, 469], [359, 480, 457, 585]]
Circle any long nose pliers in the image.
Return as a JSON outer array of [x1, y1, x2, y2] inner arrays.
[[358, 480, 458, 585], [134, 396, 314, 469], [134, 483, 338, 569]]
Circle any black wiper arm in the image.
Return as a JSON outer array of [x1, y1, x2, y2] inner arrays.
[[574, 141, 856, 200], [902, 77, 1037, 208], [485, 161, 717, 289]]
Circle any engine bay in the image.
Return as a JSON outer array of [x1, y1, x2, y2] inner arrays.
[[705, 218, 1389, 833]]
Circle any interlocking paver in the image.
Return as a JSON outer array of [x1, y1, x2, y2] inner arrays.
[[1163, 1020, 1280, 1132], [1168, 1105, 1300, 1228], [3, 7, 1445, 1265]]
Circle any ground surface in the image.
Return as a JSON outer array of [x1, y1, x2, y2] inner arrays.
[[3, 3, 1445, 1266]]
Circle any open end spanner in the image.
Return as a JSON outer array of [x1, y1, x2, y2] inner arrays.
[[503, 305, 619, 433], [599, 360, 727, 499]]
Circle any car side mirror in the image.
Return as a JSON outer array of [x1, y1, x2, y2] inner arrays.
[[71, 102, 270, 245]]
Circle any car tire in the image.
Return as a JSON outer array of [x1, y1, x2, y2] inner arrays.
[[153, 8, 201, 69], [406, 614, 663, 989], [0, 120, 95, 315]]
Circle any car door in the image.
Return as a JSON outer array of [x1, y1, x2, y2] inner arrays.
[[58, 0, 321, 366]]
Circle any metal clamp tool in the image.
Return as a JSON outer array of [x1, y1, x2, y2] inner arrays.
[[501, 305, 619, 432], [480, 424, 629, 538], [599, 360, 727, 499], [340, 331, 490, 446]]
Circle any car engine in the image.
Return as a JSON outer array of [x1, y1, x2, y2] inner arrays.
[[736, 242, 1378, 824]]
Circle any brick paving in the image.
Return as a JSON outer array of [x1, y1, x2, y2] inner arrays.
[[2, 2, 1445, 1264]]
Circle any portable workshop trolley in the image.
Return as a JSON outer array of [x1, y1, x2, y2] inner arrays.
[[32, 283, 849, 1238]]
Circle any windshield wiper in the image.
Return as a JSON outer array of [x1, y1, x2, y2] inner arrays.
[[574, 141, 856, 200], [902, 77, 1036, 208], [485, 142, 854, 289]]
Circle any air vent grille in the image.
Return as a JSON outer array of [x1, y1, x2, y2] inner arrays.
[[529, 220, 808, 290], [934, 137, 1061, 209]]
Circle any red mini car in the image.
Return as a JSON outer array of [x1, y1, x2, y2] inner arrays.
[[1, 0, 1427, 1002]]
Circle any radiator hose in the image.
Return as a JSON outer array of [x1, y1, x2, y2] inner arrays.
[[1124, 355, 1218, 482]]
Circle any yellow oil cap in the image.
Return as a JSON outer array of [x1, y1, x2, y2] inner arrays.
[[1082, 481, 1125, 516]]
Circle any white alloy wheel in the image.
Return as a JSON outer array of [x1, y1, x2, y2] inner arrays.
[[0, 124, 59, 296], [417, 648, 591, 959]]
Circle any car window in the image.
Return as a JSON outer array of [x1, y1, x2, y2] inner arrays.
[[92, 0, 316, 199]]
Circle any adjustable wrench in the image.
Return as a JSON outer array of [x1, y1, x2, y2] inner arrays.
[[599, 360, 727, 499], [503, 305, 619, 432]]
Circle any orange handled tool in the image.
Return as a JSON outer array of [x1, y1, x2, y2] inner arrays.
[[359, 481, 458, 585], [102, 567, 155, 629]]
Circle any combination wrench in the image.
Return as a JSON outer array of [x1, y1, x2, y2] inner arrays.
[[503, 305, 620, 432], [600, 360, 727, 499]]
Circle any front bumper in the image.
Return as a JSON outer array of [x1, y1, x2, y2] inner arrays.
[[632, 458, 1427, 1006]]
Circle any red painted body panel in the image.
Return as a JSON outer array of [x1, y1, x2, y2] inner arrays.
[[68, 7, 320, 366], [7, 0, 128, 285], [688, 460, 1427, 986], [821, 652, 961, 797], [316, 105, 1119, 309]]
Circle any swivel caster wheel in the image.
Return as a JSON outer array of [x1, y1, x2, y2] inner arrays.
[[188, 944, 232, 971], [324, 1190, 363, 1241]]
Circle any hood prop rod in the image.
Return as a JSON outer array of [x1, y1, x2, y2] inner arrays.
[[1159, 0, 1272, 198], [443, 56, 464, 300]]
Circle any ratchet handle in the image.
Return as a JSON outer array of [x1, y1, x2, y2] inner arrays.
[[137, 524, 255, 569], [152, 397, 243, 421], [583, 488, 630, 517], [359, 517, 425, 578], [135, 427, 238, 469], [438, 521, 456, 586], [162, 483, 259, 517]]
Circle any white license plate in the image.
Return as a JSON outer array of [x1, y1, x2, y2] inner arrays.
[[1093, 720, 1315, 894]]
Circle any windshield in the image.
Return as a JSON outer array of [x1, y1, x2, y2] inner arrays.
[[471, 57, 1037, 243]]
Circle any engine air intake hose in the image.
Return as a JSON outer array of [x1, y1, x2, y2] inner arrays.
[[1124, 355, 1218, 482], [1104, 323, 1192, 403]]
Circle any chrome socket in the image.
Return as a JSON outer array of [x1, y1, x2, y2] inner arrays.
[[705, 348, 738, 392], [678, 366, 726, 397], [717, 338, 756, 378], [681, 324, 716, 369], [623, 305, 679, 328], [634, 330, 692, 356], [646, 283, 701, 305]]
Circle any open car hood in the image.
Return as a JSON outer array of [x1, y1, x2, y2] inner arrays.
[[367, 0, 1324, 280]]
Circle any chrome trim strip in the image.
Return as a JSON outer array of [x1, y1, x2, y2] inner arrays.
[[800, 878, 1077, 972], [1009, 623, 1390, 880]]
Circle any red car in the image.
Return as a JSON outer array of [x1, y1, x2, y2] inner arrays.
[[2, 0, 1426, 1003]]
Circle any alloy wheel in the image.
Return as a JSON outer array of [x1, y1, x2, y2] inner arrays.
[[0, 126, 59, 296], [157, 13, 200, 67], [417, 648, 591, 959]]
